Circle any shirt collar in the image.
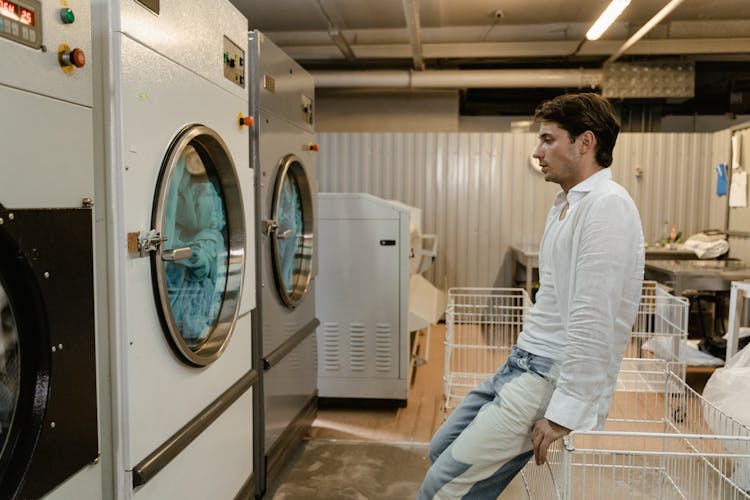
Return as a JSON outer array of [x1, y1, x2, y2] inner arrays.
[[553, 168, 612, 208]]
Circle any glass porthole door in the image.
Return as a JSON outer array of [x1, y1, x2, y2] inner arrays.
[[151, 125, 245, 366], [268, 154, 314, 308]]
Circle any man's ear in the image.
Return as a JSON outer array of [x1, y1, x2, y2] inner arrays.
[[578, 130, 596, 155]]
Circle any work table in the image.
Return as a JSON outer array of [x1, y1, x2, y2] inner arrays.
[[644, 259, 750, 295], [510, 244, 698, 296]]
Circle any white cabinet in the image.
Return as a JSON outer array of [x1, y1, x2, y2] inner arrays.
[[316, 193, 410, 403]]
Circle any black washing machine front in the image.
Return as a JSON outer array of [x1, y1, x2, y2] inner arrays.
[[0, 204, 98, 499]]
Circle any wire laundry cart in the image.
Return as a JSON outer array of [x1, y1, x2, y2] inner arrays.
[[443, 283, 689, 411], [443, 286, 748, 497], [627, 281, 690, 379], [519, 360, 750, 499], [443, 287, 531, 410]]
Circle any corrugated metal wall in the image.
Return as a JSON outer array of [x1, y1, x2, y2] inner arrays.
[[317, 131, 728, 288]]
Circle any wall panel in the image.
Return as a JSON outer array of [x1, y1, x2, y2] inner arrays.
[[317, 131, 725, 289]]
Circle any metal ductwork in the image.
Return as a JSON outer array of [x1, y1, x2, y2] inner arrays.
[[312, 68, 603, 89]]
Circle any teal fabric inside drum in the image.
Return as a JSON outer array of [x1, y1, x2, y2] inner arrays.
[[277, 174, 303, 293], [163, 146, 229, 348]]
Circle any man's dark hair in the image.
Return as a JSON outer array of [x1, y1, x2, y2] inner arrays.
[[534, 93, 621, 168]]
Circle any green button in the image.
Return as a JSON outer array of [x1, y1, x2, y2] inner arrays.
[[60, 8, 75, 24]]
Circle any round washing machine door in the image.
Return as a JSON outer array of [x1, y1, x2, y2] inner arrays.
[[270, 154, 315, 308], [151, 125, 245, 367], [0, 233, 49, 497]]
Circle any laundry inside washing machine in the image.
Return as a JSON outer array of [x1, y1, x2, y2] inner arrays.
[[276, 172, 303, 291], [0, 283, 17, 452], [162, 144, 230, 347], [270, 155, 315, 306]]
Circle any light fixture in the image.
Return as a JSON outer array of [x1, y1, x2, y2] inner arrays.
[[586, 0, 631, 40]]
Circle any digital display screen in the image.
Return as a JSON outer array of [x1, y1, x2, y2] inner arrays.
[[0, 1, 34, 26], [20, 6, 33, 26]]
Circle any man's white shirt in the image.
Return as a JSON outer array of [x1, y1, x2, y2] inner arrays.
[[517, 168, 645, 431]]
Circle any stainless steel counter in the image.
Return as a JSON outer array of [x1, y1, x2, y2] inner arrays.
[[510, 244, 700, 297]]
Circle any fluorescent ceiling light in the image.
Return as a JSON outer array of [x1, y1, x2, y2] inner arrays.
[[586, 0, 631, 40]]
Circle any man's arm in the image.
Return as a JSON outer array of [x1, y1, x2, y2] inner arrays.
[[544, 194, 641, 430]]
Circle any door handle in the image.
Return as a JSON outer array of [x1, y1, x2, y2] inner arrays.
[[161, 247, 193, 261]]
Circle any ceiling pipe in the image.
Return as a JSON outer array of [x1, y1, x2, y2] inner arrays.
[[606, 0, 688, 63], [311, 68, 603, 89], [402, 0, 425, 71]]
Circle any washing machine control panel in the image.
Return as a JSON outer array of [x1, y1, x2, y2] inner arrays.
[[223, 35, 245, 88], [0, 0, 41, 49]]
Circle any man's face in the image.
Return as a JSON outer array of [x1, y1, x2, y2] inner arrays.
[[532, 121, 582, 192]]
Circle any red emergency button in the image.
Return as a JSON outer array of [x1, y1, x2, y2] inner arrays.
[[306, 143, 319, 152], [60, 48, 86, 68], [238, 115, 254, 128]]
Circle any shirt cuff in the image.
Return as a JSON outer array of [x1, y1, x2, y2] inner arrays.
[[544, 389, 598, 431]]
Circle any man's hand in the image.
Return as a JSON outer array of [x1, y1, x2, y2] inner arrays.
[[531, 418, 571, 465]]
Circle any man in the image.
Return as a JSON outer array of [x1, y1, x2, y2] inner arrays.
[[418, 93, 645, 499]]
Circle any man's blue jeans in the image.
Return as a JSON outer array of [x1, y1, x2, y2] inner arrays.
[[418, 347, 559, 499]]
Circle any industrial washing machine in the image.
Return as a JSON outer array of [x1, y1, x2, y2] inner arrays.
[[94, 1, 256, 497], [0, 1, 99, 498], [248, 30, 318, 496]]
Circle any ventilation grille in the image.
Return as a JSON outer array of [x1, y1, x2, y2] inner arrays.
[[375, 323, 392, 372], [321, 322, 340, 372], [349, 323, 366, 372]]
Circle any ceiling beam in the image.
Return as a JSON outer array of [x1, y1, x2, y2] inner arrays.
[[264, 20, 750, 46], [328, 28, 355, 61], [402, 0, 425, 70], [607, 0, 688, 63], [313, 0, 356, 61], [279, 37, 750, 61]]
